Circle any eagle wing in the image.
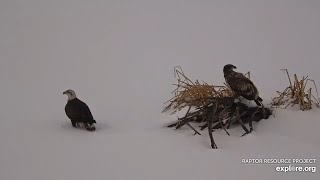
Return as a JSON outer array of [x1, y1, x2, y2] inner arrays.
[[65, 98, 95, 123], [225, 72, 259, 99]]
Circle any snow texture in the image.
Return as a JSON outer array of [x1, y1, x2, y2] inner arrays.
[[0, 0, 319, 179]]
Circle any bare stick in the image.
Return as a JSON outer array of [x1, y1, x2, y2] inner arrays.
[[244, 71, 250, 79], [207, 102, 218, 149], [186, 122, 201, 135], [175, 106, 201, 135], [281, 69, 293, 90], [307, 79, 320, 104]]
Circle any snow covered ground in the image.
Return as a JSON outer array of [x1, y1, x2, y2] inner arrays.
[[1, 0, 319, 179]]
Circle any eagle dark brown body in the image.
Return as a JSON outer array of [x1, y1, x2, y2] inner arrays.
[[223, 64, 263, 106], [63, 90, 96, 131]]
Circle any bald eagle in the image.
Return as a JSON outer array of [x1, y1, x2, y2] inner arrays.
[[223, 64, 263, 106], [63, 89, 96, 131]]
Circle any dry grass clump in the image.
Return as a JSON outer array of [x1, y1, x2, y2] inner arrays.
[[271, 69, 320, 110], [162, 66, 235, 114]]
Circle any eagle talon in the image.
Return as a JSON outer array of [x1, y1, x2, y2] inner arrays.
[[211, 144, 218, 149], [84, 123, 96, 131], [72, 122, 77, 127], [86, 127, 96, 131]]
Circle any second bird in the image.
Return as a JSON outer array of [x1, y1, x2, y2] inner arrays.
[[63, 89, 96, 131], [223, 64, 263, 107]]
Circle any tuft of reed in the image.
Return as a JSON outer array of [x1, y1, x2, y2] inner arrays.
[[271, 69, 320, 111]]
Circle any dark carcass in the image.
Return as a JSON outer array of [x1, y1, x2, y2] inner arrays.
[[167, 99, 273, 149]]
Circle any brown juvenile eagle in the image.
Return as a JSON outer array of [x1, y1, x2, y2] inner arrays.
[[63, 89, 96, 131], [223, 64, 264, 134], [223, 64, 263, 106]]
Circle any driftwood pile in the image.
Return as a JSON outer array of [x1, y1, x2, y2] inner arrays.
[[163, 67, 272, 149], [271, 69, 320, 110]]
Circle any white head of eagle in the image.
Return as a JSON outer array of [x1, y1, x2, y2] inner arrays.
[[63, 89, 76, 101], [223, 64, 263, 106], [63, 89, 96, 131]]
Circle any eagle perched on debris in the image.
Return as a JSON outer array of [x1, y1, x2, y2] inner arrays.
[[223, 64, 263, 106], [63, 89, 96, 131]]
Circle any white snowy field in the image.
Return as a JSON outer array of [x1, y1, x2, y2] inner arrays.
[[1, 0, 320, 179]]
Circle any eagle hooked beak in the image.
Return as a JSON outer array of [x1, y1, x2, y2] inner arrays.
[[63, 91, 68, 95], [232, 65, 237, 69]]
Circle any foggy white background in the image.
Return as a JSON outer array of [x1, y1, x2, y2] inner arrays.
[[1, 0, 320, 179]]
